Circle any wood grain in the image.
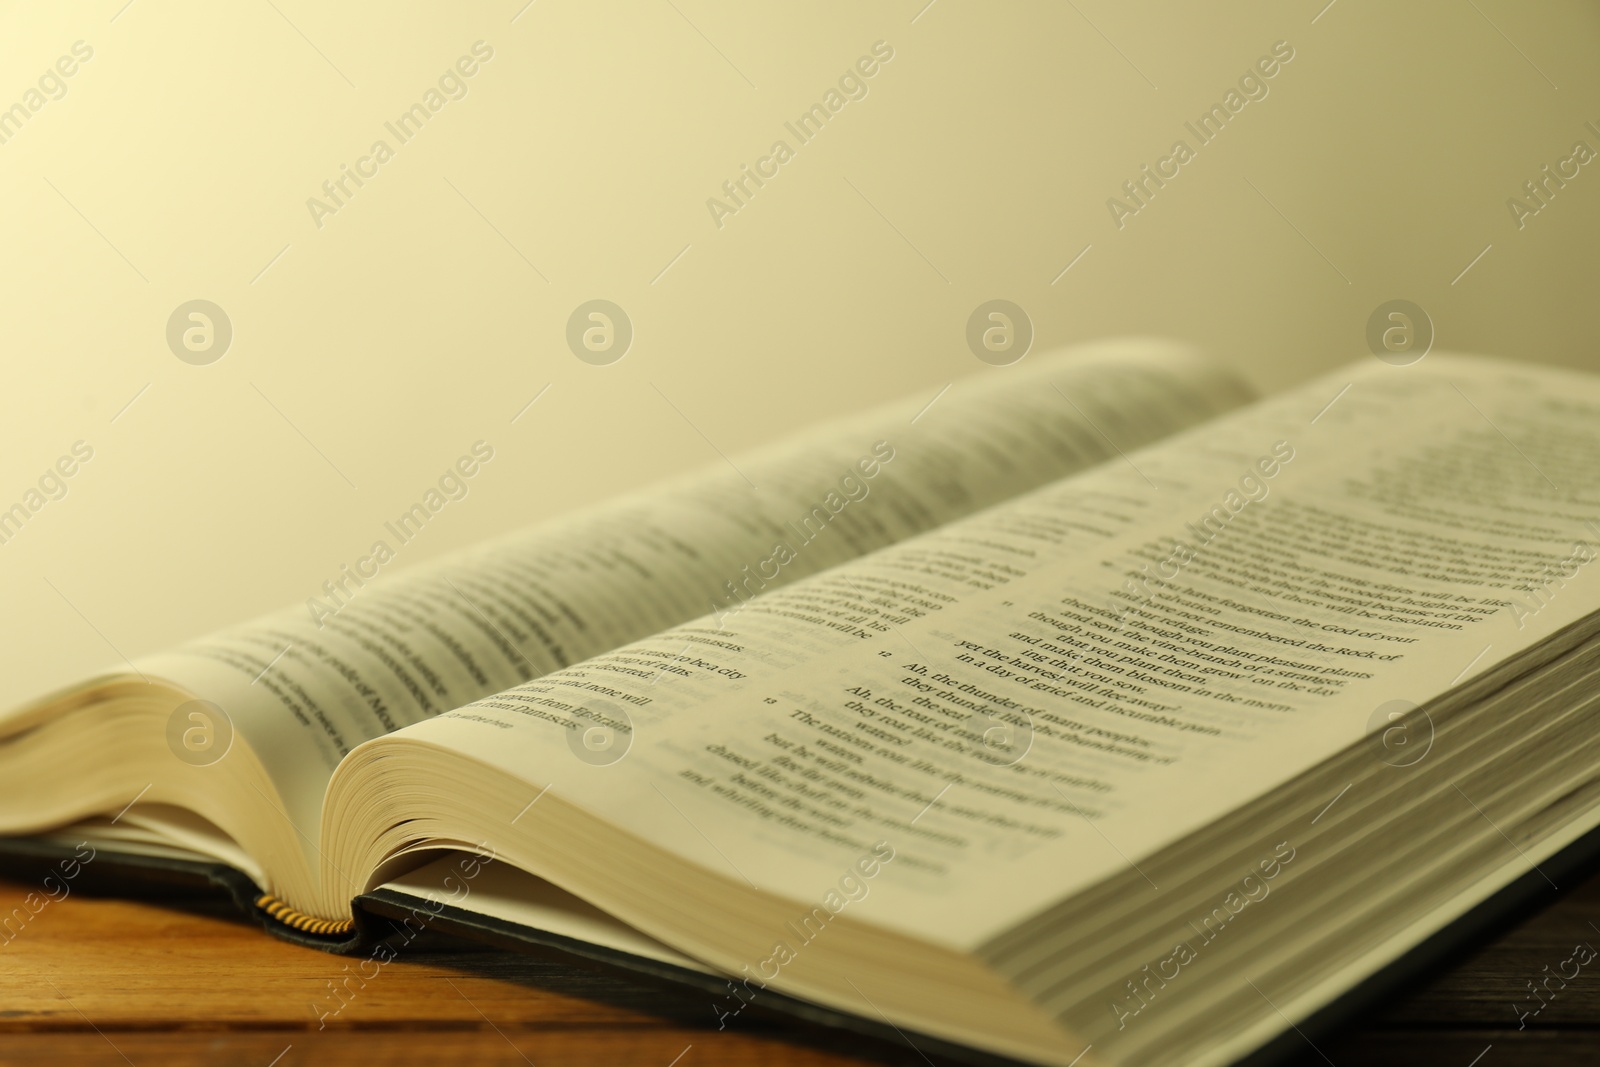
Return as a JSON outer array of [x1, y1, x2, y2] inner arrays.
[[0, 865, 1597, 1067]]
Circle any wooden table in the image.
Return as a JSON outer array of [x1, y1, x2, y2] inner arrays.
[[0, 866, 1596, 1067]]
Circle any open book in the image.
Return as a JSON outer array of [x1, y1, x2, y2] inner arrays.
[[5, 339, 1600, 1066]]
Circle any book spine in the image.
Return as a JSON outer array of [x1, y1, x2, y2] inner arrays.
[[256, 893, 356, 938]]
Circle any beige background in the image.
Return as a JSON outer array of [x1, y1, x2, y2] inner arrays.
[[1, 1, 1596, 705]]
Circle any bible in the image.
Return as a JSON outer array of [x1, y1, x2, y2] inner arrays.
[[4, 338, 1599, 1067]]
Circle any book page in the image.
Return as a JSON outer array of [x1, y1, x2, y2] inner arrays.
[[382, 857, 707, 973], [126, 342, 1249, 843], [389, 355, 1600, 950]]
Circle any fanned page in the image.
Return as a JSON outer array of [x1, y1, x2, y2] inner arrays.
[[105, 342, 1249, 865], [347, 355, 1600, 966]]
